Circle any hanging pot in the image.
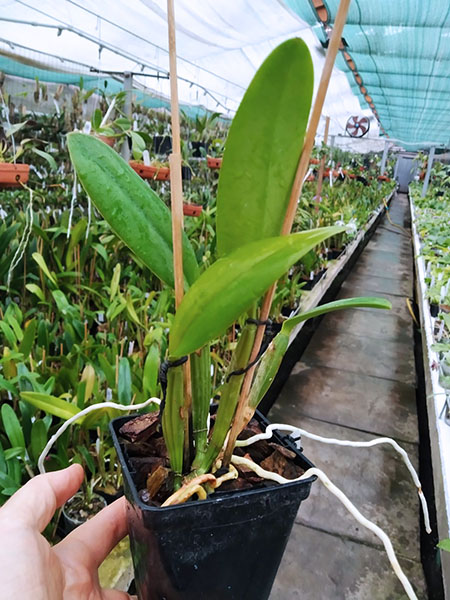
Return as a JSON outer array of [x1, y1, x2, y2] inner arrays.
[[183, 203, 203, 217], [0, 163, 30, 188], [95, 134, 115, 148], [129, 161, 170, 181], [207, 156, 222, 169], [110, 413, 315, 600]]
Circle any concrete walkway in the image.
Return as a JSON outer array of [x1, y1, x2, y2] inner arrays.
[[270, 194, 428, 599]]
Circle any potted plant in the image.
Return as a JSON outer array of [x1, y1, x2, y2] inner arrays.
[[67, 39, 391, 599]]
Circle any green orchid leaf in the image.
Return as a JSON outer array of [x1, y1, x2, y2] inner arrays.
[[91, 108, 102, 130], [169, 226, 344, 358], [19, 319, 37, 358], [31, 148, 57, 171], [1, 404, 25, 449], [67, 132, 199, 288], [118, 357, 132, 405], [281, 297, 392, 335], [20, 392, 80, 422], [216, 38, 314, 256], [25, 284, 45, 302], [32, 252, 57, 285], [30, 420, 48, 464], [437, 539, 450, 553]]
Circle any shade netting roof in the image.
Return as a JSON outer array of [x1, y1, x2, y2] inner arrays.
[[285, 0, 450, 148], [0, 0, 371, 138]]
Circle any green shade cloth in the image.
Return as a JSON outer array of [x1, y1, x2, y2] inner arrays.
[[284, 0, 450, 148]]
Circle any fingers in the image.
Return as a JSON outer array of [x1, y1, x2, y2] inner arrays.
[[56, 496, 128, 568], [0, 464, 84, 532]]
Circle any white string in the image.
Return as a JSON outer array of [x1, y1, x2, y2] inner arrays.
[[67, 170, 77, 238], [38, 397, 161, 474], [7, 187, 33, 289], [86, 195, 92, 240], [303, 167, 313, 184], [236, 423, 431, 534], [0, 89, 16, 162], [231, 456, 419, 600]]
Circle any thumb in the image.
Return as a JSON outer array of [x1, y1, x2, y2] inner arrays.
[[0, 464, 84, 532]]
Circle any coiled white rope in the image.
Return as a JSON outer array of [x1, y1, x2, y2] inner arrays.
[[231, 456, 419, 600], [236, 423, 431, 534], [38, 397, 161, 474]]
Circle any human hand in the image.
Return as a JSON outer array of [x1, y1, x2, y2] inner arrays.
[[0, 464, 136, 600]]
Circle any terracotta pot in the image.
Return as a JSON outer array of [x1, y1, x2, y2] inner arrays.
[[377, 175, 391, 182], [129, 161, 170, 181], [96, 134, 115, 148], [183, 203, 203, 217], [309, 158, 320, 165], [207, 156, 222, 169], [0, 163, 30, 188]]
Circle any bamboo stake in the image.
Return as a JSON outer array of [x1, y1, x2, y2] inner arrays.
[[315, 115, 330, 209], [167, 0, 192, 465], [223, 0, 352, 465]]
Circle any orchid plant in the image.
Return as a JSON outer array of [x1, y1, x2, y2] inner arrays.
[[66, 39, 390, 493]]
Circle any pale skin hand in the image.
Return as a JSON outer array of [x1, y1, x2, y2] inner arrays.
[[0, 464, 136, 600]]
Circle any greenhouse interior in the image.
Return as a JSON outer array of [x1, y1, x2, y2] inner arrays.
[[0, 1, 449, 599]]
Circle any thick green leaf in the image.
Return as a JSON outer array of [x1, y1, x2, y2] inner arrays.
[[143, 343, 160, 398], [91, 108, 102, 130], [67, 132, 199, 288], [437, 539, 450, 553], [110, 263, 121, 300], [31, 148, 57, 171], [77, 445, 96, 474], [0, 321, 16, 347], [32, 252, 57, 284], [0, 471, 20, 492], [20, 392, 80, 421], [19, 319, 37, 358], [0, 374, 17, 395], [4, 447, 25, 461], [118, 357, 132, 405], [1, 404, 25, 449], [169, 226, 344, 357], [6, 121, 27, 137], [216, 38, 314, 256], [25, 283, 45, 301], [30, 419, 48, 464], [281, 297, 393, 335]]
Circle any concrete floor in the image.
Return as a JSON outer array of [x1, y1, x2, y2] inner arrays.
[[270, 194, 428, 599]]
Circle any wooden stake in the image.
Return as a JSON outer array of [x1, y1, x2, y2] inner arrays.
[[167, 0, 192, 466], [223, 0, 352, 465], [167, 0, 184, 310], [315, 115, 330, 208]]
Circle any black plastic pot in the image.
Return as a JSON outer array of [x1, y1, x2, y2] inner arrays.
[[181, 165, 192, 181], [191, 141, 208, 158], [60, 492, 107, 536], [430, 303, 439, 318], [110, 413, 315, 600], [153, 136, 172, 155]]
